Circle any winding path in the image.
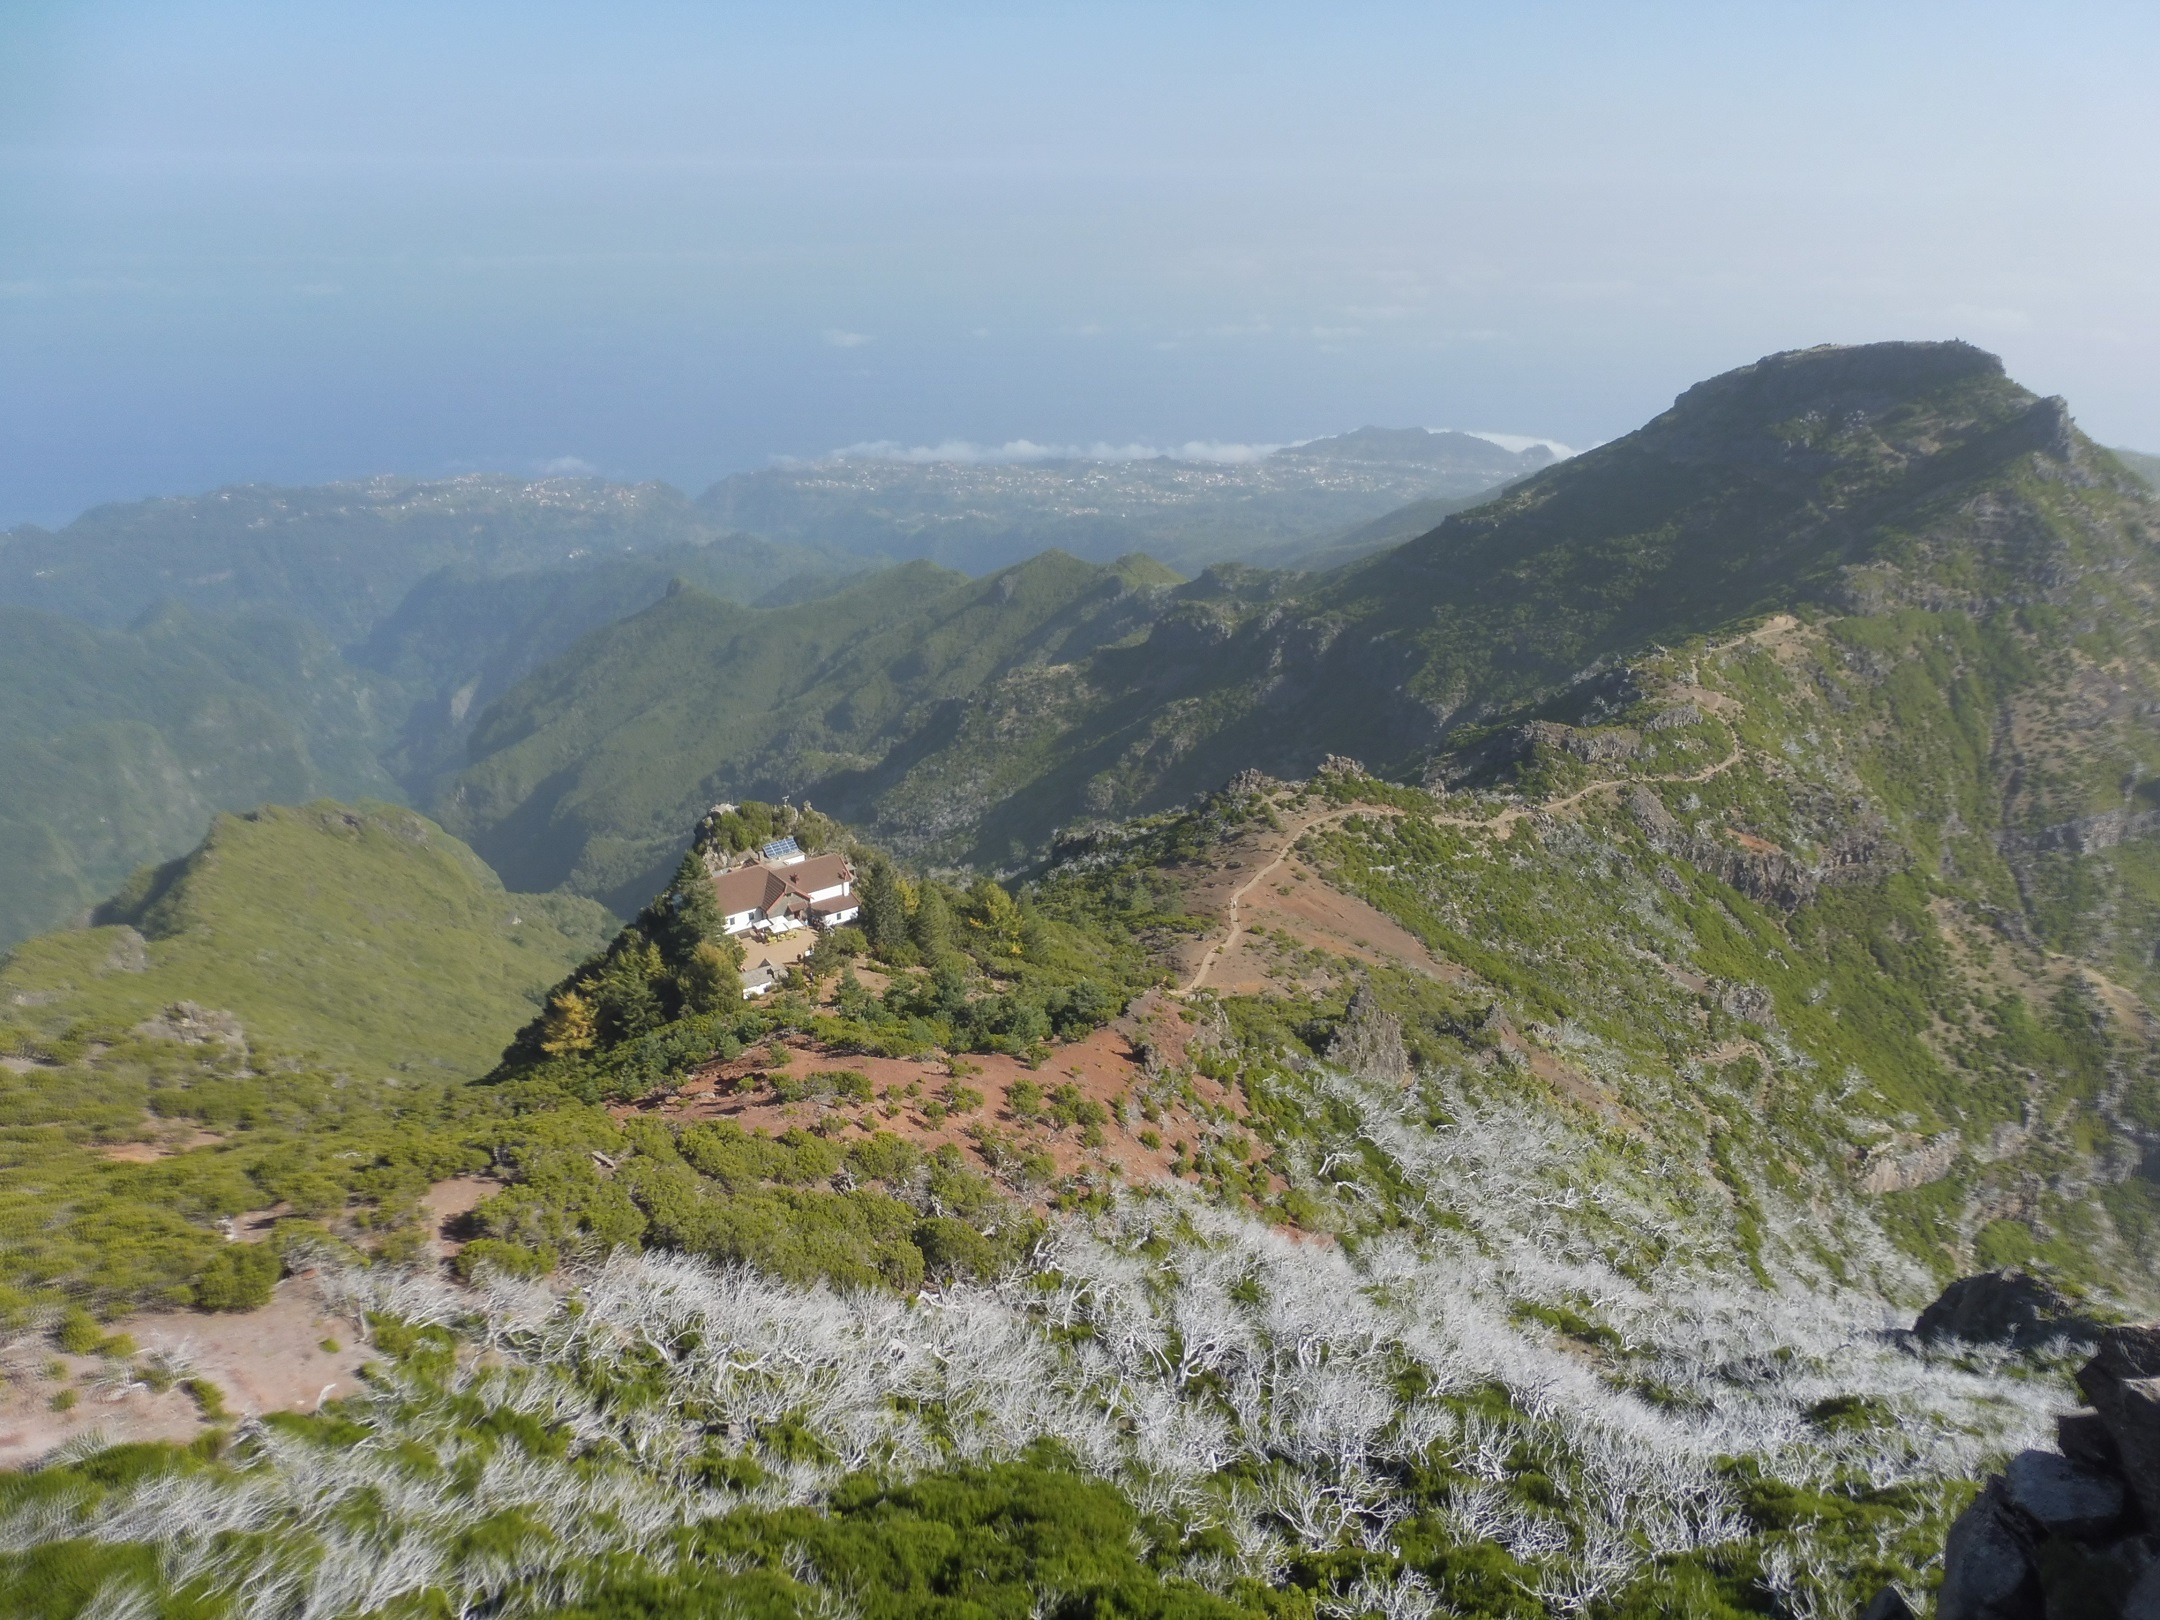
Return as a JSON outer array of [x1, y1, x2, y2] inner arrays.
[[1177, 743, 1746, 996], [1179, 805, 1372, 995]]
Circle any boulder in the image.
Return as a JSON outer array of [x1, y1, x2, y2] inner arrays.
[[2059, 1409, 2122, 1473], [2102, 1377, 2160, 1526], [2079, 1325, 2160, 1390], [1915, 1270, 2100, 1352], [1937, 1479, 2042, 1620], [1858, 1586, 1917, 1620], [2000, 1448, 2125, 1541], [2127, 1559, 2160, 1620], [2078, 1329, 2160, 1524], [1922, 1323, 2160, 1620]]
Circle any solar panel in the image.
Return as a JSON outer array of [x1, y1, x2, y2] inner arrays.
[[759, 836, 802, 862]]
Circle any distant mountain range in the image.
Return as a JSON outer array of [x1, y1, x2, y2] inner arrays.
[[0, 397, 2151, 948], [698, 427, 1556, 575], [0, 427, 1551, 946]]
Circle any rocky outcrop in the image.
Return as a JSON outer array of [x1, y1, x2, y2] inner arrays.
[[1914, 1270, 2103, 1352], [1933, 1323, 2160, 1620], [2003, 808, 2160, 857], [1329, 988, 1410, 1085], [1428, 720, 1640, 788], [134, 1001, 245, 1048], [1858, 1133, 1962, 1195]]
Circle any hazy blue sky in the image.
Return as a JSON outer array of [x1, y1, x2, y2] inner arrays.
[[4, 1, 2157, 525]]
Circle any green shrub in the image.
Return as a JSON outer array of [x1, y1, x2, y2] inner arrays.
[[56, 1308, 103, 1355], [771, 1068, 873, 1105], [912, 1217, 997, 1281], [452, 1237, 556, 1281], [846, 1133, 921, 1185], [190, 1243, 280, 1311]]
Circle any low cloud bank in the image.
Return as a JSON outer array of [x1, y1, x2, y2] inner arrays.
[[816, 437, 1290, 466]]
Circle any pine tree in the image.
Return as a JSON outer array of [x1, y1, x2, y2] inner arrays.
[[675, 937, 743, 1015], [539, 989, 597, 1056], [644, 851, 724, 967], [594, 938, 667, 1042], [911, 882, 956, 960], [859, 858, 910, 955]]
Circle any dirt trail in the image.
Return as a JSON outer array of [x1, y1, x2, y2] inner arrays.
[[1180, 805, 1388, 994], [1179, 743, 1745, 997], [1427, 742, 1745, 838]]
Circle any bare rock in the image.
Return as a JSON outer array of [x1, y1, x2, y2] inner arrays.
[[1716, 981, 1777, 1023], [133, 1001, 246, 1048], [1915, 1270, 2099, 1351], [1859, 1133, 1962, 1195], [2059, 1409, 2122, 1474], [2078, 1325, 2160, 1388], [2078, 1329, 2160, 1523], [1330, 988, 1410, 1085], [2100, 1377, 2160, 1526], [1946, 1495, 2046, 1618], [1937, 1478, 2042, 1620], [102, 926, 149, 974], [2001, 1448, 2125, 1541], [2127, 1559, 2160, 1620]]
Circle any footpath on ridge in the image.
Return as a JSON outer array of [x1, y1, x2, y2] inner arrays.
[[1178, 742, 1746, 997]]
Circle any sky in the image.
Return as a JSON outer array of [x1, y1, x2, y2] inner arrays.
[[3, 1, 2158, 526]]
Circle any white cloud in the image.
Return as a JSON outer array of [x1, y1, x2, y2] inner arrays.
[[1461, 430, 1579, 458], [823, 329, 873, 348], [807, 438, 1288, 467], [536, 455, 598, 475]]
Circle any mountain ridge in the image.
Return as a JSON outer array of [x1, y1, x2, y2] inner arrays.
[[441, 341, 2155, 892]]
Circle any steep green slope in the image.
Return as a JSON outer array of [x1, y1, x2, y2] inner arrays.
[[1240, 486, 1494, 572], [1308, 341, 2079, 733], [356, 542, 879, 794], [0, 511, 875, 947], [0, 605, 404, 949], [439, 552, 1185, 906], [0, 800, 611, 1078]]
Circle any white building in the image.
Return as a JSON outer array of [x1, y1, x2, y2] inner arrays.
[[710, 849, 859, 936]]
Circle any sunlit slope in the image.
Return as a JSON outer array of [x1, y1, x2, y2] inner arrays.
[[0, 801, 611, 1078], [1311, 340, 2092, 726]]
